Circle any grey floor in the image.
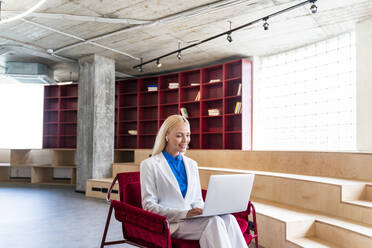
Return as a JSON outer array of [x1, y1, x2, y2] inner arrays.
[[0, 182, 261, 248]]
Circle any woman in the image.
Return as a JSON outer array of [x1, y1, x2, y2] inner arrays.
[[140, 114, 248, 248]]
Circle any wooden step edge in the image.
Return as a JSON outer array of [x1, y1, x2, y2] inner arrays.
[[287, 237, 340, 248], [198, 166, 371, 186], [113, 162, 139, 165], [252, 198, 372, 238], [87, 178, 115, 183], [343, 199, 372, 208]]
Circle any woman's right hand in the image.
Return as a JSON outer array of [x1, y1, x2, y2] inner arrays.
[[186, 208, 203, 218]]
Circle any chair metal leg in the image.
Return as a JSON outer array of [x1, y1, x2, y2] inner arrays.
[[100, 204, 114, 248]]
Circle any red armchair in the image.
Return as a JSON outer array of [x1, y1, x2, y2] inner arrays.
[[100, 172, 258, 248]]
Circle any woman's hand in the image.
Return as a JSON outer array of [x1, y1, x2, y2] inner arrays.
[[186, 208, 203, 218]]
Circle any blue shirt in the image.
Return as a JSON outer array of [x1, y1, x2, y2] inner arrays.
[[162, 150, 188, 198]]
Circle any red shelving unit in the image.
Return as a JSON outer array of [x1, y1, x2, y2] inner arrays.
[[115, 58, 252, 150], [43, 84, 78, 148]]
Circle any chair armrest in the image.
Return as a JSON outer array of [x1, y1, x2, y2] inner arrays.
[[112, 200, 170, 234], [106, 175, 119, 203]]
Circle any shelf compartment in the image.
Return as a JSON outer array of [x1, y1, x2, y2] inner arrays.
[[118, 79, 137, 94], [224, 78, 241, 97], [180, 87, 200, 102], [224, 60, 242, 80], [201, 99, 222, 116], [119, 108, 137, 122], [202, 116, 222, 132], [224, 97, 242, 115], [160, 73, 179, 89], [202, 83, 222, 99], [189, 134, 200, 149], [160, 89, 178, 104], [59, 136, 76, 148], [188, 118, 200, 133], [117, 135, 137, 149], [224, 114, 242, 132], [119, 93, 137, 107], [202, 65, 222, 83], [159, 104, 179, 119], [44, 124, 58, 136], [60, 98, 77, 110], [180, 69, 200, 87], [202, 133, 222, 149], [59, 123, 77, 136], [60, 84, 78, 97], [44, 98, 58, 110], [180, 102, 200, 118], [43, 136, 58, 148], [139, 77, 159, 92], [138, 120, 158, 134], [224, 132, 242, 149], [139, 135, 156, 149], [118, 122, 137, 135], [60, 111, 77, 123], [139, 106, 157, 120], [139, 91, 158, 106], [44, 85, 59, 98], [44, 111, 58, 123]]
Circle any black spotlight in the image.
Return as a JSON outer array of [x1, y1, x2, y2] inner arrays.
[[177, 51, 182, 60], [156, 59, 162, 68], [138, 66, 143, 72], [263, 21, 269, 31], [310, 4, 317, 14], [227, 32, 233, 42]]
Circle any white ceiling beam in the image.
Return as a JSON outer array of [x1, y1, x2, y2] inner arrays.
[[2, 11, 150, 25]]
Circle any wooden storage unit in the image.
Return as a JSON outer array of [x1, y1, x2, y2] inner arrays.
[[43, 84, 78, 149], [115, 59, 252, 150], [9, 149, 76, 185]]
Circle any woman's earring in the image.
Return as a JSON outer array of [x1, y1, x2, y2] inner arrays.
[[165, 136, 168, 142]]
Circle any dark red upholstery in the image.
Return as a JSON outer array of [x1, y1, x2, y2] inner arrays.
[[101, 172, 258, 248]]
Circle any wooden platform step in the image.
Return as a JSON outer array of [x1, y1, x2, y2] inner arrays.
[[198, 167, 372, 225], [288, 237, 340, 248], [86, 178, 118, 200], [253, 198, 372, 248]]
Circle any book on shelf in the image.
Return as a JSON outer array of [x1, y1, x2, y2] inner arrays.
[[208, 108, 220, 116], [234, 102, 242, 114], [128, 130, 138, 135], [147, 85, 158, 91], [168, 82, 179, 89], [209, 79, 221, 83], [190, 83, 200, 86], [180, 107, 189, 118], [194, 91, 200, 101], [237, 83, 242, 96]]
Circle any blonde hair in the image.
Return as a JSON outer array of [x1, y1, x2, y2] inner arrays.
[[152, 114, 190, 156]]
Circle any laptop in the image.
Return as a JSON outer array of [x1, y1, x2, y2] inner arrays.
[[185, 173, 255, 219]]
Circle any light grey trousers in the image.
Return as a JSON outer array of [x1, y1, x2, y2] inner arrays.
[[172, 214, 248, 248]]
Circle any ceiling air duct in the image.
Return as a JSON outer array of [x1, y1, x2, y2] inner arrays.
[[4, 62, 55, 84]]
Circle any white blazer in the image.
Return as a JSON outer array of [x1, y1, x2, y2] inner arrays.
[[140, 152, 204, 233]]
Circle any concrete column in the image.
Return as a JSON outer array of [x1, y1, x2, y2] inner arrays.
[[76, 54, 115, 191], [356, 18, 372, 151]]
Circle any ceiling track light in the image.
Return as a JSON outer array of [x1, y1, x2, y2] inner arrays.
[[310, 0, 318, 14], [227, 21, 233, 42], [262, 17, 269, 31], [156, 59, 162, 68], [138, 58, 143, 72], [177, 42, 182, 60], [133, 0, 318, 71]]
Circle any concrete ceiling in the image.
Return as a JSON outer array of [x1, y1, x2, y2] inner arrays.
[[0, 0, 371, 81]]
